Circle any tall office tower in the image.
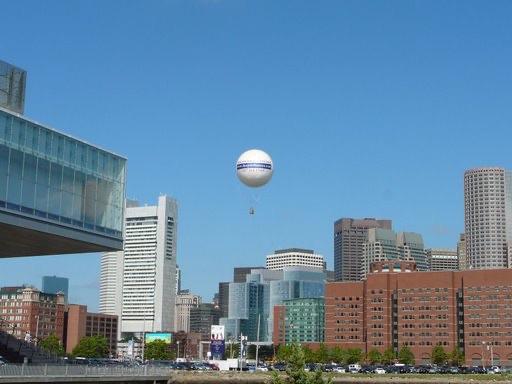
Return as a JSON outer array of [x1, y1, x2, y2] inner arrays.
[[266, 248, 324, 270], [457, 234, 468, 270], [233, 267, 263, 283], [464, 168, 512, 269], [42, 276, 69, 303], [99, 251, 123, 315], [218, 282, 230, 318], [334, 218, 392, 281], [120, 195, 178, 336], [0, 60, 26, 114], [361, 229, 426, 278], [175, 291, 201, 333], [426, 248, 459, 271]]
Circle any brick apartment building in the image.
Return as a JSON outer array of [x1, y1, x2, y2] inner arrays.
[[0, 286, 65, 342], [325, 261, 512, 367], [64, 304, 118, 355]]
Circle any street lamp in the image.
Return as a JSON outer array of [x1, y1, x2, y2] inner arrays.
[[481, 341, 486, 369], [177, 340, 180, 360]]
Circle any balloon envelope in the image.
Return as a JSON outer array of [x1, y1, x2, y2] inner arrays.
[[236, 149, 273, 187]]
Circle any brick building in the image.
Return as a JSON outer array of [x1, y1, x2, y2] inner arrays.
[[64, 304, 118, 355], [0, 286, 65, 342], [325, 261, 512, 367]]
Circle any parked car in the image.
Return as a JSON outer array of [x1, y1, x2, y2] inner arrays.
[[374, 367, 386, 374], [333, 366, 346, 373], [487, 366, 501, 374]]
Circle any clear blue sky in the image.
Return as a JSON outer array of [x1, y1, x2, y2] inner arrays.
[[1, 0, 511, 311]]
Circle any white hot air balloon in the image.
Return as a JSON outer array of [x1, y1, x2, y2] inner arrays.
[[236, 149, 273, 188], [236, 149, 273, 215]]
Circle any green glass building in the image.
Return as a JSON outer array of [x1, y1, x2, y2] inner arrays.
[[284, 297, 324, 343]]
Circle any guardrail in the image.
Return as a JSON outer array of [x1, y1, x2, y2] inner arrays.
[[0, 364, 172, 377]]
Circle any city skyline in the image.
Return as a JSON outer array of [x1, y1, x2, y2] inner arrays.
[[1, 1, 512, 310]]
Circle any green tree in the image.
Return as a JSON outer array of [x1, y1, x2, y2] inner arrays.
[[345, 348, 363, 364], [269, 344, 332, 384], [276, 344, 293, 362], [315, 343, 329, 364], [398, 346, 415, 365], [381, 347, 396, 365], [449, 348, 464, 367], [72, 335, 109, 358], [431, 345, 447, 365], [367, 348, 382, 364], [39, 333, 65, 356], [303, 345, 316, 363], [144, 339, 174, 360], [329, 347, 344, 365]]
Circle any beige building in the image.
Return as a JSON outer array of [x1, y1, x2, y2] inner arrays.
[[464, 168, 512, 269], [426, 248, 458, 271], [175, 291, 201, 333], [457, 233, 468, 270]]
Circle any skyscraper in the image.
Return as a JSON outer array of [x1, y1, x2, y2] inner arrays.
[[42, 275, 69, 303], [99, 251, 123, 315], [464, 168, 512, 269], [120, 195, 178, 337], [334, 218, 392, 281]]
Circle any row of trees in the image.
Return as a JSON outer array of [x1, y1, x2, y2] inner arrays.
[[276, 343, 465, 366], [38, 334, 109, 358], [38, 333, 176, 360]]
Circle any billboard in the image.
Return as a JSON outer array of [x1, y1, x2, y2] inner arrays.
[[210, 325, 225, 360], [144, 332, 172, 344], [211, 325, 225, 341]]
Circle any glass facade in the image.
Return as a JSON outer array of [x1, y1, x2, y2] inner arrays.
[[284, 298, 324, 343], [226, 267, 325, 342], [0, 107, 126, 239]]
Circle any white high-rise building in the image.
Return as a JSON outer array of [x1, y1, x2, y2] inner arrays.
[[121, 195, 178, 335], [175, 291, 201, 333], [464, 168, 512, 269], [99, 251, 123, 315], [266, 248, 325, 271]]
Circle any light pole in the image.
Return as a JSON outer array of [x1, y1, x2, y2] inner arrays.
[[481, 341, 486, 369], [35, 315, 40, 345], [177, 340, 180, 360]]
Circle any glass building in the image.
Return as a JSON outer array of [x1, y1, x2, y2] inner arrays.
[[222, 267, 325, 342], [284, 298, 324, 343], [0, 106, 126, 256]]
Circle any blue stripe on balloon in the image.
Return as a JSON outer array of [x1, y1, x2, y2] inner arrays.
[[237, 163, 272, 170]]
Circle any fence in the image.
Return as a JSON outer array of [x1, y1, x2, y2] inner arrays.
[[0, 364, 172, 378]]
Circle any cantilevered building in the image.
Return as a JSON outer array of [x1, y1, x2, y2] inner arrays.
[[0, 59, 126, 257]]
